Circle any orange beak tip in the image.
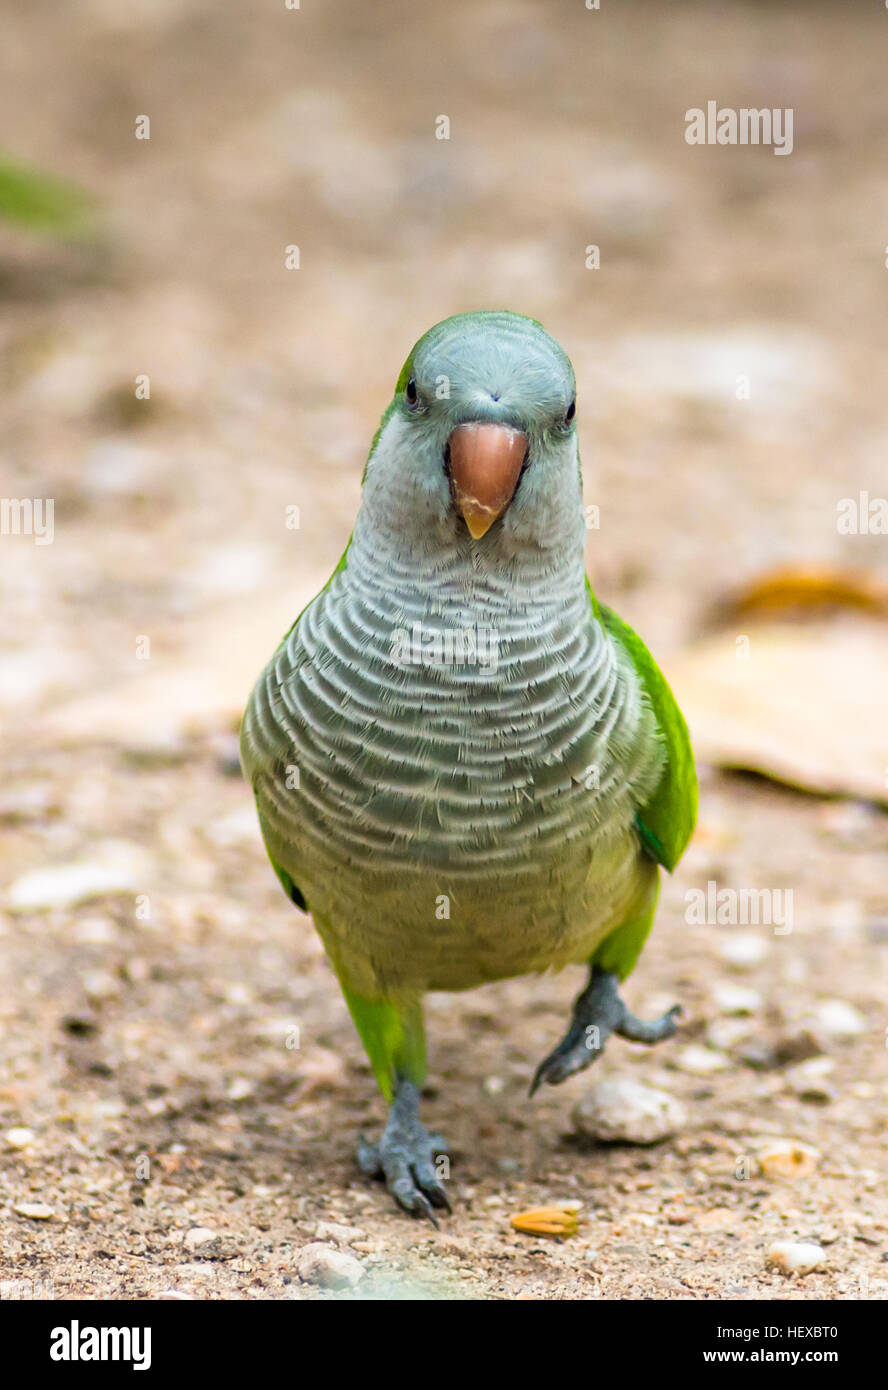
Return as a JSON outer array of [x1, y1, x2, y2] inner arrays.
[[464, 511, 495, 540]]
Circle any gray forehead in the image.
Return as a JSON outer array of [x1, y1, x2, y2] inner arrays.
[[413, 315, 575, 401]]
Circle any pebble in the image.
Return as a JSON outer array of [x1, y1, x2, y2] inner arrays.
[[294, 1242, 365, 1290], [226, 1077, 254, 1101], [6, 842, 149, 912], [706, 1018, 754, 1051], [5, 1128, 36, 1150], [784, 1058, 836, 1103], [73, 917, 118, 945], [183, 1226, 220, 1253], [756, 1139, 820, 1180], [717, 933, 769, 971], [712, 983, 762, 1016], [175, 1263, 217, 1280], [572, 1077, 687, 1145], [766, 1240, 825, 1276], [811, 999, 866, 1044], [82, 969, 122, 1003], [774, 1028, 823, 1064], [314, 1221, 366, 1246], [14, 1202, 54, 1220], [736, 1041, 777, 1070], [675, 1045, 730, 1075]]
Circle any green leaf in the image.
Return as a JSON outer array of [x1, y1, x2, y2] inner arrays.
[[0, 155, 95, 237]]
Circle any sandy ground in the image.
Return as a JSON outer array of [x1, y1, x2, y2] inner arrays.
[[1, 0, 887, 1300]]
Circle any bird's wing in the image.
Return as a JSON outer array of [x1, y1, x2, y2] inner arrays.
[[591, 582, 697, 872], [239, 540, 353, 914]]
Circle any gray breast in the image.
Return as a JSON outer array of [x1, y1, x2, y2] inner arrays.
[[243, 533, 660, 887]]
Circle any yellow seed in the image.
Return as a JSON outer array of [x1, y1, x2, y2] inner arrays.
[[510, 1207, 579, 1238]]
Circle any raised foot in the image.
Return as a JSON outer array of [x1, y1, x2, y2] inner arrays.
[[357, 1080, 452, 1226], [530, 966, 681, 1096]]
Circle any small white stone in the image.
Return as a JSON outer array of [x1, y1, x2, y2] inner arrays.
[[223, 982, 254, 1007], [6, 842, 149, 912], [572, 1077, 687, 1145], [226, 1077, 254, 1101], [766, 1240, 825, 1276], [785, 1058, 836, 1102], [175, 1263, 216, 1280], [73, 917, 118, 945], [675, 1045, 730, 1075], [718, 934, 769, 971], [183, 1227, 219, 1252], [811, 1000, 866, 1043], [14, 1202, 54, 1220], [5, 1127, 35, 1150], [712, 983, 762, 1016], [295, 1242, 365, 1289], [706, 1018, 754, 1051], [82, 969, 122, 1003], [314, 1221, 367, 1246]]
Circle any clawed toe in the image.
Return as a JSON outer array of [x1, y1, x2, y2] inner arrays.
[[358, 1083, 451, 1224], [530, 968, 681, 1095]]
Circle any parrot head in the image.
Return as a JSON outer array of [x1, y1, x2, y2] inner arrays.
[[361, 311, 581, 552]]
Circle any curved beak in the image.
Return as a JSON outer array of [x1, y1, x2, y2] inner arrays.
[[446, 422, 528, 539]]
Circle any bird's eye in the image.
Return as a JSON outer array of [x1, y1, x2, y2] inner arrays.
[[405, 377, 418, 406], [564, 400, 576, 425]]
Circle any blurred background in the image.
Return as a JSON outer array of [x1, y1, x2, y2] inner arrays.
[[1, 0, 887, 1301]]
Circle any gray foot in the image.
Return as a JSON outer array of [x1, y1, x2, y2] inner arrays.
[[357, 1080, 452, 1226], [530, 966, 681, 1096]]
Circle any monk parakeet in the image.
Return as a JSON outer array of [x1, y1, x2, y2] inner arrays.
[[241, 311, 696, 1222]]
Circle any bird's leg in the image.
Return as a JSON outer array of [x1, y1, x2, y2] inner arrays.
[[357, 1079, 452, 1226], [530, 966, 681, 1096]]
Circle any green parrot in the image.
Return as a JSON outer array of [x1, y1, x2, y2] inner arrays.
[[241, 311, 697, 1222]]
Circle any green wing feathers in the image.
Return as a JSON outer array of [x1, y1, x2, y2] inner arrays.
[[262, 829, 308, 913], [597, 597, 697, 873]]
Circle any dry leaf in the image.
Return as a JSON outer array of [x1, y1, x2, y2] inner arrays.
[[667, 618, 888, 805], [712, 565, 888, 623]]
